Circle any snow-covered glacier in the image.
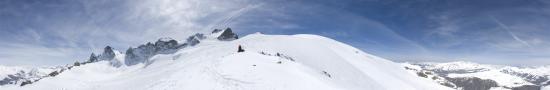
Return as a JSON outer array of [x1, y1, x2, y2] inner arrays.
[[0, 28, 450, 90]]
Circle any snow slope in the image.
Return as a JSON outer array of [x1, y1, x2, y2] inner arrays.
[[1, 33, 450, 90]]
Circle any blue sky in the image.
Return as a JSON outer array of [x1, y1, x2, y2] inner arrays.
[[1, 0, 550, 66]]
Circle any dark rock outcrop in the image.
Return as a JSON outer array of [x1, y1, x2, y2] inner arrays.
[[125, 43, 156, 66], [544, 81, 550, 86], [88, 53, 98, 62], [87, 46, 116, 63], [155, 38, 181, 54], [74, 61, 81, 66], [48, 71, 59, 77], [217, 28, 238, 41], [125, 38, 189, 66], [445, 77, 498, 90], [98, 46, 116, 60], [511, 85, 541, 90], [20, 80, 32, 86], [86, 46, 120, 66], [186, 33, 206, 46], [211, 29, 223, 33]]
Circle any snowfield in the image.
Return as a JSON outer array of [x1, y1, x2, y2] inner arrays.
[[0, 65, 27, 79], [1, 33, 451, 90], [404, 61, 550, 90]]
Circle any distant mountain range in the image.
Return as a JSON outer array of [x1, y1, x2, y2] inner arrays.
[[403, 61, 550, 90]]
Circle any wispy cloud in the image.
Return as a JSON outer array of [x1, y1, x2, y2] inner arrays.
[[489, 15, 533, 48], [0, 0, 262, 66], [3, 0, 550, 66]]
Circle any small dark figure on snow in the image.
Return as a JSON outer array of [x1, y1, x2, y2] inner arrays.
[[238, 45, 245, 52]]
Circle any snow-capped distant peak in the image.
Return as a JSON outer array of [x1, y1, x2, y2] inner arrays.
[[403, 61, 550, 90], [253, 32, 263, 35], [415, 61, 498, 72]]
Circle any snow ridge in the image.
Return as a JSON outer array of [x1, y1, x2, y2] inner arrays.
[[1, 28, 451, 90]]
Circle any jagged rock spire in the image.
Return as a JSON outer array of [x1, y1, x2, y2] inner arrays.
[[88, 53, 98, 62], [217, 28, 238, 41], [186, 33, 206, 46], [98, 46, 115, 60]]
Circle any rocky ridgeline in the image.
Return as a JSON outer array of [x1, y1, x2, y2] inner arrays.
[[88, 28, 238, 66], [216, 28, 238, 41], [0, 28, 239, 87]]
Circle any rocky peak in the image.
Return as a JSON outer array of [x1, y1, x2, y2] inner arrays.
[[125, 39, 182, 66], [211, 29, 223, 34], [155, 38, 179, 50], [186, 33, 206, 46], [86, 46, 116, 63], [88, 53, 98, 62], [217, 28, 238, 41], [98, 46, 115, 60]]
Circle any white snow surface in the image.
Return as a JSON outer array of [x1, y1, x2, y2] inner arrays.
[[420, 61, 498, 71], [1, 33, 451, 90], [501, 65, 550, 76], [0, 65, 27, 79]]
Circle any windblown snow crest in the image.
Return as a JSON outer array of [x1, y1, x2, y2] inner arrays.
[[1, 28, 450, 90]]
